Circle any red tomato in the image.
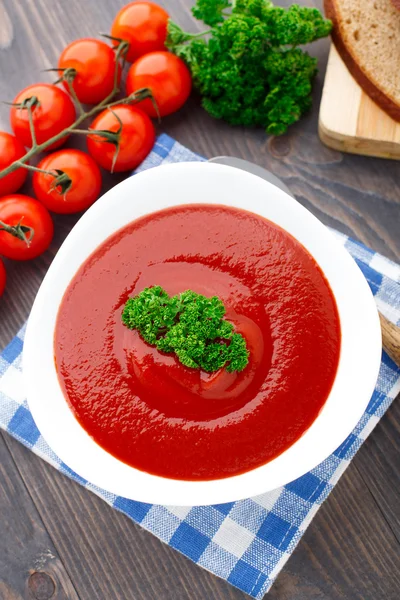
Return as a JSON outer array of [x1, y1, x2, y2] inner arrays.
[[0, 258, 5, 297], [33, 149, 102, 214], [0, 132, 28, 196], [0, 195, 53, 260], [125, 52, 191, 117], [58, 38, 121, 104], [10, 84, 76, 151], [111, 1, 169, 63], [87, 105, 155, 172]]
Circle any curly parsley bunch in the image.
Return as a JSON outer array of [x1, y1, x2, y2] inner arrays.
[[166, 0, 332, 135], [122, 286, 249, 373]]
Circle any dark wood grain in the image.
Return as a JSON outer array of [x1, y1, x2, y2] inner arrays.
[[0, 434, 79, 599], [352, 398, 400, 543], [3, 435, 247, 600], [270, 466, 400, 600], [1, 0, 399, 599]]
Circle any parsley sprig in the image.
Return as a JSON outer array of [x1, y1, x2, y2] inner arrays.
[[122, 286, 249, 373], [166, 0, 332, 135]]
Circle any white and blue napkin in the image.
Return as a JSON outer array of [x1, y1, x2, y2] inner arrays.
[[1, 134, 399, 598]]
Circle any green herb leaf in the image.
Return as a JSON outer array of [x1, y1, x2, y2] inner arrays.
[[122, 286, 249, 373], [192, 0, 231, 26], [166, 0, 332, 135], [166, 21, 197, 46]]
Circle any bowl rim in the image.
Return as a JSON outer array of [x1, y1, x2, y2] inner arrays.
[[23, 161, 382, 506]]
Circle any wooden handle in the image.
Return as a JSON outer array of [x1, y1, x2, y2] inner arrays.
[[379, 312, 400, 367]]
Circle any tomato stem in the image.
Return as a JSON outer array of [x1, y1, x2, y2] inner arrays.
[[11, 96, 40, 149], [74, 127, 120, 143], [78, 108, 123, 173], [0, 39, 154, 182], [50, 170, 73, 196], [0, 85, 155, 181], [70, 129, 92, 135], [101, 33, 125, 43], [15, 162, 72, 196], [101, 34, 130, 71], [0, 219, 35, 246], [4, 96, 41, 110], [59, 68, 85, 117], [27, 103, 37, 148], [111, 37, 130, 89], [107, 107, 123, 173], [16, 162, 54, 176], [66, 78, 85, 116]]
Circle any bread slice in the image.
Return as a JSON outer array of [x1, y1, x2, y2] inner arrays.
[[324, 0, 400, 121]]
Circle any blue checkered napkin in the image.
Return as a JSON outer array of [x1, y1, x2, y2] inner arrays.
[[1, 134, 400, 599]]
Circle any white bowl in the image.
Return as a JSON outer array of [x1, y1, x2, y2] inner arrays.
[[23, 162, 381, 506]]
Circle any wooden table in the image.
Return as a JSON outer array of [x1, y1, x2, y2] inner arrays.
[[1, 1, 399, 598]]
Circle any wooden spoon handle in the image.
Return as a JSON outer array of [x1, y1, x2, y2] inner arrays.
[[379, 312, 400, 367]]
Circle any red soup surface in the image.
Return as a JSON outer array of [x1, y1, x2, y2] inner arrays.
[[55, 205, 341, 481]]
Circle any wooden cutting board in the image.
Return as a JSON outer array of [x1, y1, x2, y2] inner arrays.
[[319, 44, 400, 160]]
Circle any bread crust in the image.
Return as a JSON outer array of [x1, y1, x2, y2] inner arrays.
[[324, 0, 400, 122], [390, 0, 400, 11]]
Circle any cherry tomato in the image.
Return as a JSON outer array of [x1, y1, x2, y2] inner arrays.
[[58, 39, 121, 104], [0, 132, 28, 196], [0, 258, 5, 297], [87, 105, 155, 172], [10, 84, 76, 151], [126, 51, 191, 117], [33, 149, 102, 214], [0, 195, 54, 260], [111, 2, 169, 63]]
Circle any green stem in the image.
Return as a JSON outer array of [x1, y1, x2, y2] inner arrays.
[[27, 103, 37, 148], [109, 89, 151, 107], [0, 219, 34, 245], [45, 67, 85, 115], [189, 29, 212, 38], [112, 39, 129, 90], [0, 87, 152, 181], [65, 77, 85, 116], [16, 162, 54, 176], [0, 39, 141, 182], [71, 129, 92, 135], [171, 29, 211, 53], [73, 127, 120, 146]]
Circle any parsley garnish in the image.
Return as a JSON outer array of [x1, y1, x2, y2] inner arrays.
[[122, 286, 249, 373], [166, 0, 332, 135]]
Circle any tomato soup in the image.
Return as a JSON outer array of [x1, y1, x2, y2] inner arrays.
[[55, 205, 341, 480]]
